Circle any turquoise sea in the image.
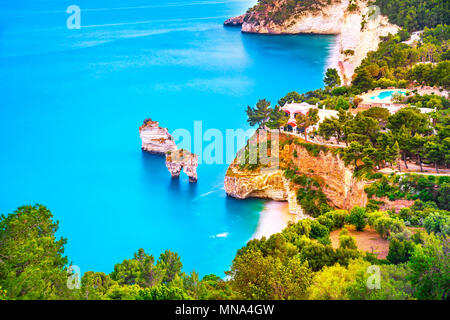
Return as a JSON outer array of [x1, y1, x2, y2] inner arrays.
[[0, 0, 335, 276]]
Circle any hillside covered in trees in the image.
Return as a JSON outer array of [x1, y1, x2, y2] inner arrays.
[[375, 0, 450, 31], [0, 200, 448, 300], [1, 0, 449, 302]]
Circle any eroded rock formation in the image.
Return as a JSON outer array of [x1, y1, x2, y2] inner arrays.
[[139, 118, 198, 182], [166, 149, 198, 183], [139, 119, 177, 155]]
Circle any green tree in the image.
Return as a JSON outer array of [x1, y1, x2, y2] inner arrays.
[[390, 141, 402, 172], [246, 99, 272, 128], [393, 126, 412, 170], [362, 107, 391, 128], [296, 108, 319, 142], [346, 207, 367, 231], [410, 134, 426, 172], [423, 213, 450, 236], [110, 248, 164, 287], [342, 141, 364, 168], [352, 68, 374, 92], [278, 91, 303, 106], [157, 250, 183, 284], [0, 205, 72, 300], [81, 272, 115, 300], [136, 284, 190, 300], [425, 137, 444, 173], [226, 249, 312, 300], [324, 68, 341, 88], [408, 233, 449, 300], [266, 105, 288, 131], [387, 238, 416, 264], [318, 109, 353, 145]]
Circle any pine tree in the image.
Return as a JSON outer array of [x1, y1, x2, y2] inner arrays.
[[266, 105, 288, 131], [296, 108, 319, 142]]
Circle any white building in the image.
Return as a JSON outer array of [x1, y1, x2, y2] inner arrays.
[[281, 102, 339, 133]]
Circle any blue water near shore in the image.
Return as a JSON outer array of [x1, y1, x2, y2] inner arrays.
[[0, 0, 335, 276]]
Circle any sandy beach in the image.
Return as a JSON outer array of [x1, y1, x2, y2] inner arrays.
[[251, 201, 301, 240]]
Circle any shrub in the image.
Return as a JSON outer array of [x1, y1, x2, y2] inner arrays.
[[339, 229, 358, 250], [310, 220, 330, 241], [373, 216, 393, 239], [386, 238, 416, 265], [423, 213, 450, 236], [330, 210, 349, 229], [317, 215, 334, 230], [346, 207, 367, 231], [367, 211, 385, 227]]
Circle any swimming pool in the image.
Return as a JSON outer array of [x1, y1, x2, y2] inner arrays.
[[370, 90, 407, 101]]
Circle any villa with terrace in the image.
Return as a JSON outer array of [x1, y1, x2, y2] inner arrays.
[[281, 102, 339, 133]]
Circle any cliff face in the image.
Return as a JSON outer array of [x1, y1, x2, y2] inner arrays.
[[139, 119, 198, 183], [286, 142, 368, 210], [224, 132, 367, 216], [225, 0, 399, 84], [139, 119, 177, 155], [225, 169, 288, 201]]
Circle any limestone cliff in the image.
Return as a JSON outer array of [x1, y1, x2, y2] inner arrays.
[[166, 149, 198, 183], [139, 119, 177, 155], [225, 0, 399, 84], [139, 118, 198, 183], [225, 132, 367, 216]]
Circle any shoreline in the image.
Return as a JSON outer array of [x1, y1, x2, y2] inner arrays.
[[251, 201, 300, 240]]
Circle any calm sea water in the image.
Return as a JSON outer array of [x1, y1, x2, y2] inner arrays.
[[0, 0, 335, 276]]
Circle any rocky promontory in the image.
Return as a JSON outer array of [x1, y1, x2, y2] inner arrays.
[[139, 118, 198, 182], [225, 131, 367, 217], [224, 0, 399, 84], [224, 14, 245, 27]]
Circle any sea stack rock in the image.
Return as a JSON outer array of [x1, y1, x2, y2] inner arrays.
[[166, 149, 198, 183], [139, 118, 177, 155], [139, 118, 198, 183]]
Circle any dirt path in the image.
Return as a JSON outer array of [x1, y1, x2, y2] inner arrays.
[[330, 225, 390, 259]]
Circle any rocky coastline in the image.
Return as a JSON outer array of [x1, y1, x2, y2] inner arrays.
[[224, 131, 367, 218], [224, 0, 399, 84]]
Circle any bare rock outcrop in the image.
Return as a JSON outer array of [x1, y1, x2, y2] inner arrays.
[[139, 118, 198, 183], [224, 14, 245, 26], [139, 119, 177, 155], [166, 149, 198, 183]]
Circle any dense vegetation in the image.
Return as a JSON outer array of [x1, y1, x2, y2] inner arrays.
[[245, 26, 450, 176], [1, 1, 449, 302], [353, 25, 450, 92], [374, 0, 450, 31], [1, 202, 448, 300]]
